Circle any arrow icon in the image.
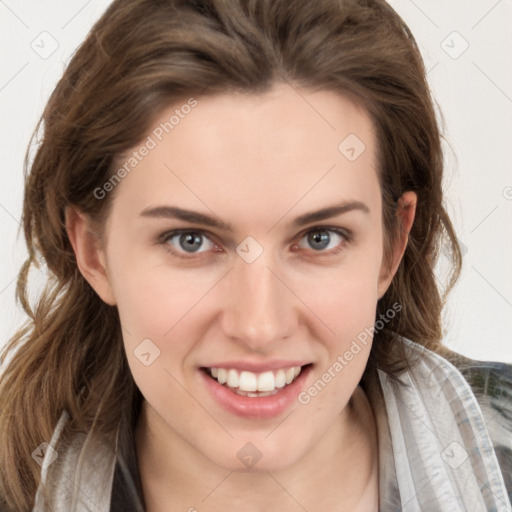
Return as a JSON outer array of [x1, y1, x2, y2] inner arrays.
[[134, 339, 161, 366], [31, 442, 58, 468], [237, 442, 262, 467], [34, 447, 45, 460], [236, 236, 263, 263], [441, 441, 468, 469], [30, 31, 59, 60], [440, 31, 469, 60], [338, 134, 365, 161]]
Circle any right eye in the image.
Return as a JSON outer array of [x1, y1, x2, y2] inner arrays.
[[160, 230, 219, 257]]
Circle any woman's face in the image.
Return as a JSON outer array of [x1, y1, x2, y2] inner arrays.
[[76, 83, 413, 472]]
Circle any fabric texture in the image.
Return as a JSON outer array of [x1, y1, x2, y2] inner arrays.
[[372, 338, 511, 511], [30, 337, 512, 512]]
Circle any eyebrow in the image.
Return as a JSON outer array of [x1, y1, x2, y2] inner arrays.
[[139, 201, 370, 231]]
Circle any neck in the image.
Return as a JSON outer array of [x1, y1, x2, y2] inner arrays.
[[135, 386, 378, 512]]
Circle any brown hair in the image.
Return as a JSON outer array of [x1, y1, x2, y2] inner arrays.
[[0, 0, 461, 509]]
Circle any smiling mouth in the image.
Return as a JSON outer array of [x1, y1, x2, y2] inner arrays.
[[201, 365, 312, 397]]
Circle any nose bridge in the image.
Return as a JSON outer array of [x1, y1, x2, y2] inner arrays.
[[222, 251, 296, 349]]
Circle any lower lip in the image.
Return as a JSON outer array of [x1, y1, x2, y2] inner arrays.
[[200, 366, 311, 419]]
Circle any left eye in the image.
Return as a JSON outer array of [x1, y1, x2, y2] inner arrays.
[[297, 228, 346, 252]]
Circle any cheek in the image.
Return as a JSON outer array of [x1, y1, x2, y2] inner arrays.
[[107, 232, 201, 332], [112, 265, 208, 413], [293, 278, 378, 442], [295, 250, 381, 334], [112, 266, 208, 348], [292, 250, 381, 397], [310, 279, 377, 385], [298, 279, 377, 412]]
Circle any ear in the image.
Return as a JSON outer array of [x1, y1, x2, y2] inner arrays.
[[65, 206, 116, 305], [377, 191, 417, 299]]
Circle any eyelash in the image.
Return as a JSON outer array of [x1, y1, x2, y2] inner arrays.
[[157, 226, 352, 260]]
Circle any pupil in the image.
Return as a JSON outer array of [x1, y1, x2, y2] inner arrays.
[[309, 230, 329, 250], [180, 233, 202, 252]]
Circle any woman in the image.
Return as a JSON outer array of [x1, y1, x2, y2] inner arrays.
[[0, 0, 510, 510]]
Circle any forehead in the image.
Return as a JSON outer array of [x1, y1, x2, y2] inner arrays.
[[109, 83, 380, 231]]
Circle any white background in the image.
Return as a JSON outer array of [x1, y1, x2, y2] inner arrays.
[[1, 1, 511, 362]]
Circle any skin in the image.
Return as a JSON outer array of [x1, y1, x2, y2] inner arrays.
[[66, 83, 416, 511]]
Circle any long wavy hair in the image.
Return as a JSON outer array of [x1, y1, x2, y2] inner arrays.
[[0, 0, 461, 509]]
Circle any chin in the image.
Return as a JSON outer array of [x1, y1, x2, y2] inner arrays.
[[198, 432, 311, 474]]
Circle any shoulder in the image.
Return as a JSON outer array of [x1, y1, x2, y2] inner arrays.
[[371, 338, 512, 508], [433, 346, 512, 498], [442, 349, 512, 445], [400, 339, 511, 434]]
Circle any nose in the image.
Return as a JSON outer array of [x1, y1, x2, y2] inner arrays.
[[220, 253, 298, 353]]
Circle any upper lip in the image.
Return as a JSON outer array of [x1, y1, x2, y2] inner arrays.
[[201, 360, 311, 372]]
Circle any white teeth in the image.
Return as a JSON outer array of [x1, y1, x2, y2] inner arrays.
[[227, 369, 239, 387], [217, 368, 227, 384], [285, 367, 295, 385], [274, 369, 286, 388], [239, 371, 258, 392], [257, 371, 275, 392], [208, 366, 304, 394]]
